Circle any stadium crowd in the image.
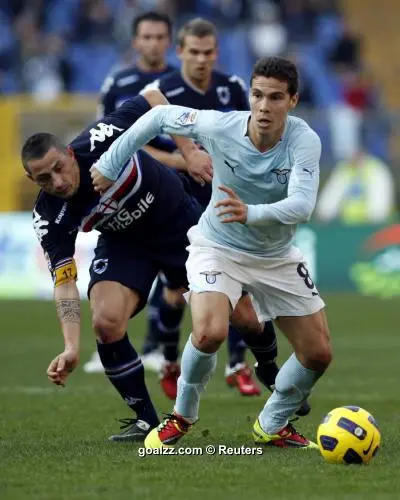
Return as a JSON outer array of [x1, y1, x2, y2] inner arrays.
[[0, 0, 395, 213]]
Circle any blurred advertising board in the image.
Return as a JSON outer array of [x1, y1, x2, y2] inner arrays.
[[0, 213, 399, 299], [295, 223, 400, 298], [0, 213, 97, 299]]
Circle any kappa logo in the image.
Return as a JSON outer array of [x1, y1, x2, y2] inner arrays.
[[55, 202, 68, 224], [200, 270, 222, 284], [271, 168, 291, 184], [216, 86, 231, 105], [176, 110, 198, 126], [33, 209, 49, 242], [92, 258, 108, 274], [89, 122, 124, 151], [124, 396, 143, 406]]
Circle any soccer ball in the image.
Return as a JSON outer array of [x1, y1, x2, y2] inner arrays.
[[317, 406, 381, 464]]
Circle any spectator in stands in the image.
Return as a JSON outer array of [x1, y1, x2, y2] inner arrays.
[[315, 148, 396, 224], [248, 1, 287, 59], [72, 0, 115, 44]]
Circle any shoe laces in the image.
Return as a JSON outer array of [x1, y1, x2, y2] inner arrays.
[[117, 417, 138, 430], [158, 413, 188, 433], [286, 420, 307, 441]]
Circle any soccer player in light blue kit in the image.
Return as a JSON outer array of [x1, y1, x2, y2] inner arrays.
[[93, 57, 332, 449]]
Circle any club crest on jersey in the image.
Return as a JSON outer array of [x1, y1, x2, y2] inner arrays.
[[200, 271, 222, 284], [271, 168, 291, 184], [98, 197, 119, 214], [176, 110, 198, 126], [92, 258, 108, 274], [216, 86, 231, 106]]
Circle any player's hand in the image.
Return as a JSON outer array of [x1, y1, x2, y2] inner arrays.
[[215, 185, 248, 224], [47, 349, 79, 387], [185, 148, 213, 186], [90, 165, 114, 194]]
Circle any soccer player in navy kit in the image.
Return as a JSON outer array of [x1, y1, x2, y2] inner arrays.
[[22, 90, 211, 443], [141, 18, 278, 399], [84, 11, 181, 374]]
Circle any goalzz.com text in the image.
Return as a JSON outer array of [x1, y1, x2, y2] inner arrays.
[[138, 445, 263, 457]]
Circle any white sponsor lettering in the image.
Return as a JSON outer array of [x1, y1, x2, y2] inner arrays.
[[103, 192, 155, 230]]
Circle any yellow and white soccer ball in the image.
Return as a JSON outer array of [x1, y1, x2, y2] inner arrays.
[[317, 406, 381, 464]]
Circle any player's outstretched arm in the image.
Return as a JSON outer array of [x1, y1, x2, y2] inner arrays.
[[141, 89, 207, 169], [47, 280, 80, 386], [94, 104, 212, 182]]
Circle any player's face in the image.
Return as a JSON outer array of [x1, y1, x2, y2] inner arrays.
[[178, 35, 218, 83], [249, 76, 298, 137], [133, 21, 170, 67], [26, 147, 80, 198]]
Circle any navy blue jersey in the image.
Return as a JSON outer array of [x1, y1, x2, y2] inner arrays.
[[143, 69, 249, 207], [33, 95, 201, 283], [98, 64, 175, 117], [144, 69, 249, 112]]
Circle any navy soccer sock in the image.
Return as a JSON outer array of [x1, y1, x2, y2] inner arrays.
[[158, 296, 185, 363], [142, 278, 164, 355], [97, 334, 159, 427], [227, 325, 247, 368], [239, 321, 279, 385]]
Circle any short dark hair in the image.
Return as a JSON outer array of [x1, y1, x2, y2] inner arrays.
[[132, 11, 172, 38], [250, 57, 299, 96], [21, 133, 66, 173], [177, 18, 217, 47]]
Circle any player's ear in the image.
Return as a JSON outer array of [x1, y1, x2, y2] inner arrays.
[[289, 93, 299, 109], [176, 43, 183, 60], [66, 145, 75, 158]]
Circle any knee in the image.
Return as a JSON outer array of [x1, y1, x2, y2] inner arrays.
[[193, 316, 228, 353], [92, 308, 127, 344], [301, 332, 333, 372]]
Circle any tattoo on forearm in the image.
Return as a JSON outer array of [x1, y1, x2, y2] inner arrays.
[[55, 299, 80, 323]]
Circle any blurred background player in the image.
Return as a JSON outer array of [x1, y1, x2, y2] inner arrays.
[[84, 11, 177, 374], [141, 18, 279, 400]]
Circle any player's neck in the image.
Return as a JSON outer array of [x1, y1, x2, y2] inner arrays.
[[247, 121, 285, 153], [136, 58, 167, 73], [181, 69, 211, 93]]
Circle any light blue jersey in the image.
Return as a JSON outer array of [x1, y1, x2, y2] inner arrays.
[[97, 104, 321, 257]]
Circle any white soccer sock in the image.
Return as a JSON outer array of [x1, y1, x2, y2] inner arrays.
[[258, 353, 319, 434], [174, 335, 217, 423]]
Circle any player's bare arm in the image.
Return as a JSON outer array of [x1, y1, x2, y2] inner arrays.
[[47, 280, 80, 386]]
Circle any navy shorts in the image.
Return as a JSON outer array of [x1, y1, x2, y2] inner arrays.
[[88, 238, 188, 315]]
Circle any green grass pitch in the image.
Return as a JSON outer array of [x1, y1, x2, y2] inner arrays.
[[0, 293, 399, 499]]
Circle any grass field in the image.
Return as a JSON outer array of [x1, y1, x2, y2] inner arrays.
[[1, 293, 399, 500]]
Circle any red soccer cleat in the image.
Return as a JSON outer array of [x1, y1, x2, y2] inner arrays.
[[225, 362, 261, 396], [253, 419, 318, 449], [144, 412, 192, 448], [160, 362, 180, 400]]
